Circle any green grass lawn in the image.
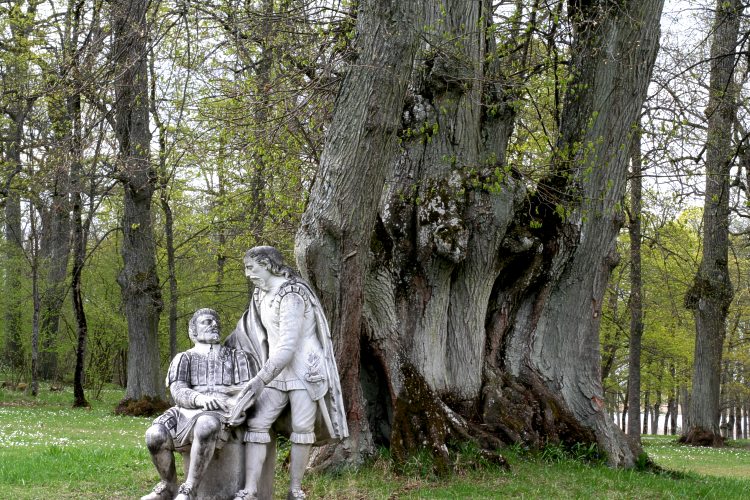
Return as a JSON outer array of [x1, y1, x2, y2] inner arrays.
[[1, 386, 749, 498], [643, 434, 750, 479]]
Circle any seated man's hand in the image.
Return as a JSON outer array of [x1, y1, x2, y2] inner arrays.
[[195, 394, 228, 411]]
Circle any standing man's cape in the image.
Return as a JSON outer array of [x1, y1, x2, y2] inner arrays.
[[225, 280, 349, 443]]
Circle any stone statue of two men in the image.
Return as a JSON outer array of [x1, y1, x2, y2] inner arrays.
[[141, 246, 348, 500]]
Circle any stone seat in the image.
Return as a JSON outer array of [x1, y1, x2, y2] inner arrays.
[[180, 430, 275, 500]]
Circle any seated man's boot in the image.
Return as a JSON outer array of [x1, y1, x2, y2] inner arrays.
[[174, 482, 194, 500], [233, 489, 258, 500], [287, 489, 306, 500], [141, 480, 176, 500]]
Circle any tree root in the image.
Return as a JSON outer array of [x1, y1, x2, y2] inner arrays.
[[679, 427, 725, 447], [390, 361, 508, 475], [114, 396, 169, 417]]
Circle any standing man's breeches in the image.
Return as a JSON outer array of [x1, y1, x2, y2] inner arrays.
[[244, 387, 316, 444]]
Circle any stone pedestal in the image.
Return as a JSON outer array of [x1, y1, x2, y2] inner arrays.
[[181, 439, 275, 500], [182, 440, 244, 500]]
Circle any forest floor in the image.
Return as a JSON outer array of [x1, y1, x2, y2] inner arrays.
[[0, 385, 748, 499]]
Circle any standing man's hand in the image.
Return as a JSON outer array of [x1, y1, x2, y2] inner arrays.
[[238, 375, 265, 401]]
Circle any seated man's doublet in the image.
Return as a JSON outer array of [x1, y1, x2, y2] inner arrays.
[[154, 346, 253, 451]]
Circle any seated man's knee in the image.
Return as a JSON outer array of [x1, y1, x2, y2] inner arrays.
[[193, 415, 221, 442], [145, 424, 171, 452]]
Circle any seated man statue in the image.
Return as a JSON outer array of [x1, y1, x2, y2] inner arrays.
[[141, 308, 257, 500], [225, 246, 348, 500]]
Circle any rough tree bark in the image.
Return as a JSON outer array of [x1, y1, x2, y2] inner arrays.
[[296, 0, 424, 466], [682, 0, 742, 447], [111, 0, 164, 400], [297, 0, 663, 470]]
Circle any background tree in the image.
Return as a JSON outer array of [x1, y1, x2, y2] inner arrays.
[[627, 125, 645, 442], [110, 0, 163, 401], [683, 0, 743, 446], [1, 0, 40, 376]]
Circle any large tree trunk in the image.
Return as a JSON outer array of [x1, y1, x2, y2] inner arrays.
[[111, 0, 164, 401], [297, 0, 663, 470], [481, 0, 662, 466], [296, 0, 424, 466], [682, 0, 741, 447]]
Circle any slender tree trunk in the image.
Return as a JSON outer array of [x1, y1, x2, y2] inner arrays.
[[30, 209, 40, 396], [728, 405, 736, 440], [652, 391, 661, 436], [736, 405, 742, 440], [150, 52, 178, 361], [601, 285, 622, 384], [39, 0, 79, 381], [682, 0, 742, 447], [642, 391, 650, 435], [71, 161, 89, 408], [69, 50, 88, 407], [216, 164, 227, 288], [38, 179, 71, 381], [38, 219, 70, 380], [2, 0, 37, 377], [247, 0, 273, 243], [681, 385, 691, 432], [162, 197, 178, 361], [627, 127, 644, 441], [3, 123, 25, 373]]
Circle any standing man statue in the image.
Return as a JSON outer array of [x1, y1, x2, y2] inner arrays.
[[225, 246, 348, 500], [141, 308, 257, 500]]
